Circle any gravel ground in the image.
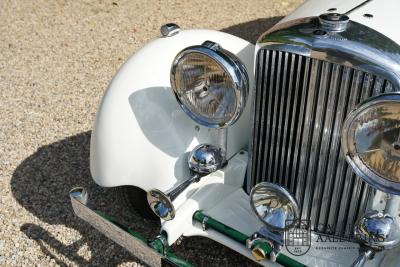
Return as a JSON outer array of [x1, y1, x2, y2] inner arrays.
[[0, 0, 302, 266]]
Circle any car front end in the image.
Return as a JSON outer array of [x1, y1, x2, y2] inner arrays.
[[72, 0, 400, 266]]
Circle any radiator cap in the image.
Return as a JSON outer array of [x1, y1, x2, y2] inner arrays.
[[318, 13, 349, 32]]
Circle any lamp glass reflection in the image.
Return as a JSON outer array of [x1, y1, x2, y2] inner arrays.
[[250, 182, 299, 231], [352, 102, 400, 182], [172, 52, 237, 126]]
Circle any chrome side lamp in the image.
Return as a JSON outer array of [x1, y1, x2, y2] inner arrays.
[[147, 144, 225, 221], [248, 182, 300, 261], [351, 210, 400, 267]]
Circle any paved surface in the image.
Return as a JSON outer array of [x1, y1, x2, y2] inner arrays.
[[0, 0, 302, 266]]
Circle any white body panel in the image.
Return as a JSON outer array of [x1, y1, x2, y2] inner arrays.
[[90, 30, 254, 191]]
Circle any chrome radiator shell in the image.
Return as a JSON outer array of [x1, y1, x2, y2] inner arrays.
[[247, 49, 399, 236], [247, 17, 400, 237]]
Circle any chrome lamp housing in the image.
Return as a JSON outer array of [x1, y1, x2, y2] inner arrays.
[[354, 210, 400, 251], [248, 182, 300, 261], [250, 182, 300, 232], [342, 93, 400, 195], [342, 94, 400, 266], [170, 41, 249, 128]]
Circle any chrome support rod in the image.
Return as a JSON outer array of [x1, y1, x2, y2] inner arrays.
[[350, 249, 374, 267], [165, 173, 201, 201], [147, 144, 225, 221], [147, 173, 202, 221], [216, 127, 228, 162], [384, 195, 400, 217]]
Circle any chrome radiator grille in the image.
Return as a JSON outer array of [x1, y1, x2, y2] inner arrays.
[[248, 49, 397, 236]]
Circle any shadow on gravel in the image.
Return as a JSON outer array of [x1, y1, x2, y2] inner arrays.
[[12, 132, 160, 266], [11, 17, 282, 267], [11, 132, 257, 266]]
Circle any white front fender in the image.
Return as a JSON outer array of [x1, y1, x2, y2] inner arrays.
[[90, 29, 255, 191]]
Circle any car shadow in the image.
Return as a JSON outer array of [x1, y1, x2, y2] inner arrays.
[[12, 132, 160, 266], [222, 16, 283, 44], [10, 17, 282, 266], [11, 131, 257, 266]]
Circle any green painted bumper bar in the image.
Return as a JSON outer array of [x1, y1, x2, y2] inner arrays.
[[193, 211, 307, 267]]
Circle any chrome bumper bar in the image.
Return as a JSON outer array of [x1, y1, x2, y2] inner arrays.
[[70, 187, 189, 267]]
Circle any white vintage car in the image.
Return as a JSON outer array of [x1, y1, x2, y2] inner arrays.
[[70, 0, 400, 266]]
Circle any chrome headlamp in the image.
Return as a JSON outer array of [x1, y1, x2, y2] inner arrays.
[[171, 41, 249, 128], [342, 94, 400, 195]]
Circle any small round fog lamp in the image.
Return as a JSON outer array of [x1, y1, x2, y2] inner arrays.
[[342, 94, 400, 195], [250, 182, 299, 231]]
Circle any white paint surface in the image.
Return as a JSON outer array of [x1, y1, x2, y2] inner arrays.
[[90, 30, 254, 191]]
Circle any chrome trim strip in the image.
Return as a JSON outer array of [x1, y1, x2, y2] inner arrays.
[[257, 17, 400, 88], [70, 188, 164, 267]]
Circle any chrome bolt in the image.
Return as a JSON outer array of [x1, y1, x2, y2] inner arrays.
[[160, 23, 180, 37]]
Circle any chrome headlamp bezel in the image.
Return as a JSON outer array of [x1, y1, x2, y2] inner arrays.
[[170, 41, 249, 128], [342, 93, 400, 195]]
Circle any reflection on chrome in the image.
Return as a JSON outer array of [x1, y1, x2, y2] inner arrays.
[[356, 104, 400, 182], [147, 144, 225, 220], [171, 41, 249, 128], [351, 210, 400, 267], [250, 182, 299, 231], [342, 94, 400, 195]]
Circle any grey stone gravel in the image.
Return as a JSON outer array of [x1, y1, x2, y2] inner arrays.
[[0, 0, 302, 266]]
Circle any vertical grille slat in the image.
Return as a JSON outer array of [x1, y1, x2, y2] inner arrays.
[[267, 52, 282, 182], [249, 49, 399, 236], [279, 53, 295, 188], [261, 51, 276, 182], [251, 49, 265, 186], [269, 51, 282, 183], [254, 50, 269, 185], [275, 52, 289, 185]]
